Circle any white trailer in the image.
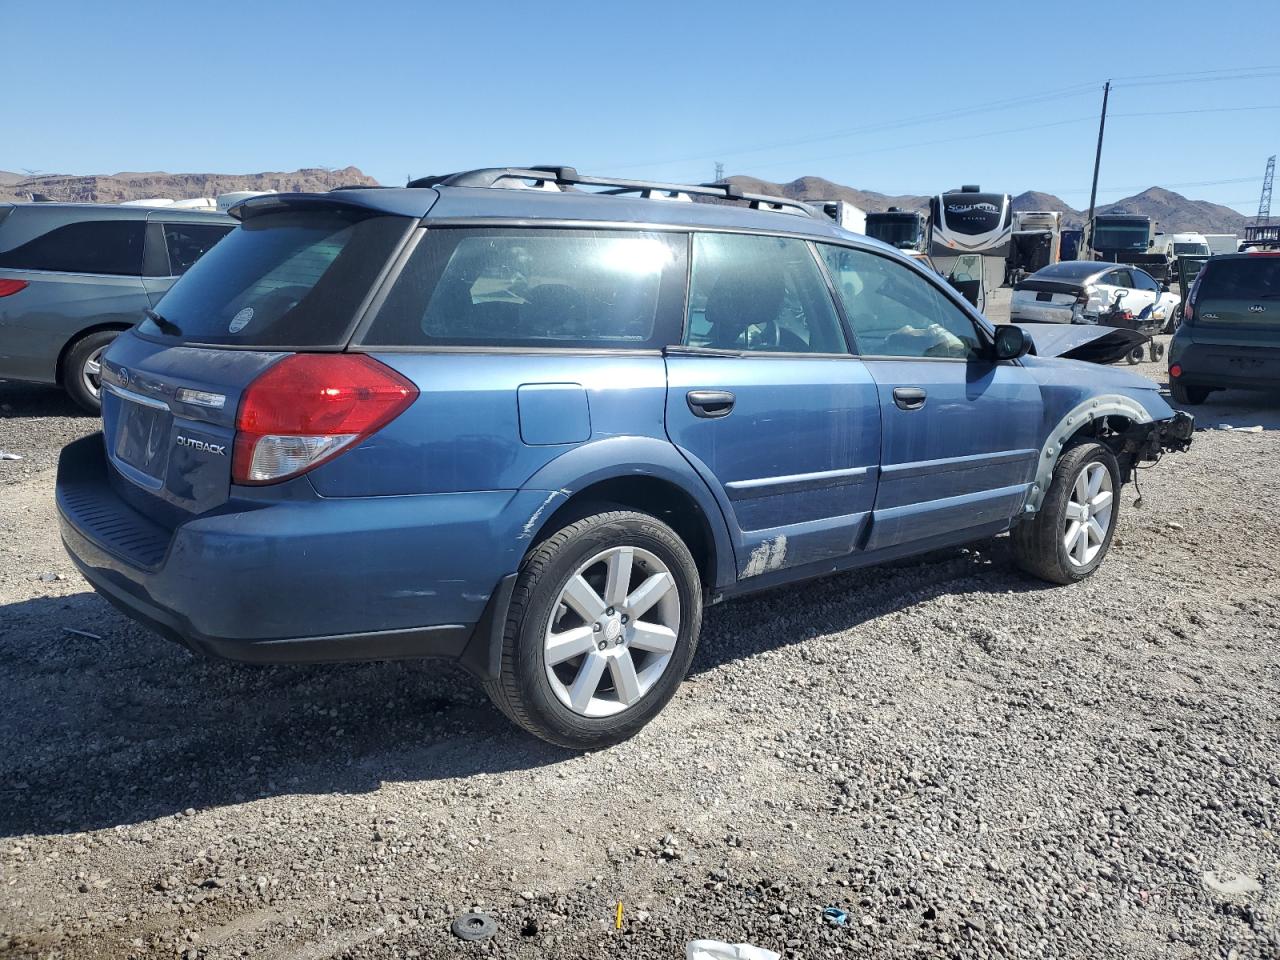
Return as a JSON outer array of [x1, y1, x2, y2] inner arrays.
[[1203, 234, 1239, 256], [809, 199, 867, 235]]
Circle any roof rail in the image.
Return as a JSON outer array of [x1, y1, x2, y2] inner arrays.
[[406, 166, 819, 218]]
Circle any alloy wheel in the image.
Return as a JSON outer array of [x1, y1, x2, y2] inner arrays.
[[543, 546, 680, 718], [1063, 461, 1114, 567], [81, 346, 106, 400]]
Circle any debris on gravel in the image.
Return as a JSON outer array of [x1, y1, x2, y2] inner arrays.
[[1, 368, 1277, 959]]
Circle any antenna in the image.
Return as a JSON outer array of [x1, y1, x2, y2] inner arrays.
[[713, 161, 725, 183], [1256, 155, 1275, 227]]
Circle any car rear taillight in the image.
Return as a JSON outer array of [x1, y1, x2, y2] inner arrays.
[[232, 354, 418, 486], [0, 279, 28, 297], [1075, 289, 1089, 305], [1169, 363, 1183, 378]]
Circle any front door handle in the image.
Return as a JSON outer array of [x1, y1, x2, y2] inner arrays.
[[893, 386, 927, 411], [687, 390, 736, 419]]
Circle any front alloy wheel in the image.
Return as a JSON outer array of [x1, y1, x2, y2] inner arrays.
[[1012, 441, 1121, 585], [1062, 461, 1114, 568]]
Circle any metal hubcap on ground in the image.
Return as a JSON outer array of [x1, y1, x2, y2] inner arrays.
[[82, 347, 106, 399], [1063, 461, 1113, 567], [544, 546, 680, 718]]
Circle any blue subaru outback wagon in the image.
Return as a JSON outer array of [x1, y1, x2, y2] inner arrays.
[[56, 167, 1193, 748]]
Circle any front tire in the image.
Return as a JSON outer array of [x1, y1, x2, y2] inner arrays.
[[483, 508, 702, 749], [1012, 442, 1120, 585], [62, 330, 119, 413], [1170, 381, 1210, 405]]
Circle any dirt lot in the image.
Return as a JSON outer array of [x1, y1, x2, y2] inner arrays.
[[1, 350, 1278, 960]]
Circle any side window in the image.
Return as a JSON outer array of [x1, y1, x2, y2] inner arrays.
[[684, 233, 846, 354], [1131, 270, 1159, 292], [820, 245, 982, 360], [364, 228, 683, 348], [0, 219, 144, 275], [1107, 269, 1133, 288], [162, 222, 233, 275]]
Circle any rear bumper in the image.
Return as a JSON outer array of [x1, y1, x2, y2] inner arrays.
[[56, 434, 531, 670], [1170, 337, 1280, 390]]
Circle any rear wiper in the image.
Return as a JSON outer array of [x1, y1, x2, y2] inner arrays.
[[144, 308, 182, 335]]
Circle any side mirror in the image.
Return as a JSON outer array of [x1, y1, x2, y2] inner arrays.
[[1160, 281, 1171, 293], [994, 324, 1031, 361]]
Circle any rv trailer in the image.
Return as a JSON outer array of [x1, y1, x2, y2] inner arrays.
[[928, 185, 1013, 312]]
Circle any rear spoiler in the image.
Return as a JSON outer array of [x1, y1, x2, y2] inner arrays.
[[228, 190, 437, 221]]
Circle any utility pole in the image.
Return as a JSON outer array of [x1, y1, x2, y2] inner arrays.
[[1256, 155, 1275, 227], [1084, 80, 1111, 258], [713, 161, 725, 183]]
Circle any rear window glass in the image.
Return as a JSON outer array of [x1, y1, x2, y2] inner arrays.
[[1199, 258, 1280, 300], [1031, 260, 1104, 280], [362, 228, 684, 349], [138, 211, 410, 347], [0, 219, 144, 275]]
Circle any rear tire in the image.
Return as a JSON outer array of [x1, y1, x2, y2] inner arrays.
[[62, 330, 119, 413], [1012, 442, 1121, 585], [1170, 381, 1210, 405], [483, 508, 702, 750]]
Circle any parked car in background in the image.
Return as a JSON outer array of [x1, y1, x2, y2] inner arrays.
[[0, 203, 234, 410], [56, 167, 1192, 749], [1010, 260, 1180, 329], [1169, 252, 1280, 404]]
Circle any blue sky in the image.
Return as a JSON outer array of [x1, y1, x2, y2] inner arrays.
[[5, 0, 1278, 214]]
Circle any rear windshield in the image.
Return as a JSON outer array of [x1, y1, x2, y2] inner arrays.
[[1030, 260, 1103, 280], [360, 228, 685, 349], [1199, 258, 1280, 300], [137, 211, 410, 347]]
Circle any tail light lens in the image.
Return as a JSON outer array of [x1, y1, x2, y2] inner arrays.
[[0, 279, 29, 297], [1169, 363, 1183, 378], [232, 354, 418, 485]]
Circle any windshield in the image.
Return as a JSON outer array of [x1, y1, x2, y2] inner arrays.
[[1173, 242, 1210, 256], [865, 218, 921, 248], [138, 211, 410, 347], [1093, 224, 1149, 252]]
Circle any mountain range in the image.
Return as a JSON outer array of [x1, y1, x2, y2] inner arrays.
[[725, 175, 1251, 235], [0, 166, 1251, 235], [0, 167, 377, 204]]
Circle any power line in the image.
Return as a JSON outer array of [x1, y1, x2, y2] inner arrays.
[[592, 82, 1100, 171]]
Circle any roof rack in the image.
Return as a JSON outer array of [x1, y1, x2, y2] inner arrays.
[[406, 166, 819, 218]]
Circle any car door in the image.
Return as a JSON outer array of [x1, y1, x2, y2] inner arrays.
[[1095, 268, 1132, 317], [664, 232, 882, 580], [1128, 268, 1168, 324], [818, 244, 1043, 552]]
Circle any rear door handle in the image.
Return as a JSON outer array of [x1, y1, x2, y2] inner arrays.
[[893, 386, 927, 411], [687, 390, 736, 419]]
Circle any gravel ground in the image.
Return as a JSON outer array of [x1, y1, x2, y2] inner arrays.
[[1, 352, 1278, 960]]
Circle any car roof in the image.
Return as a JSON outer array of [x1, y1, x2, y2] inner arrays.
[[2, 202, 233, 223], [233, 184, 906, 254], [1030, 260, 1110, 280]]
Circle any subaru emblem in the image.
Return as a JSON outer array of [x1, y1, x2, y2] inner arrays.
[[118, 366, 130, 386]]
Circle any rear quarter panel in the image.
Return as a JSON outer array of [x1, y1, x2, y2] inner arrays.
[[0, 270, 146, 383]]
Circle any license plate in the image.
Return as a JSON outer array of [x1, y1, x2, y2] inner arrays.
[[1036, 291, 1053, 302], [113, 394, 172, 479]]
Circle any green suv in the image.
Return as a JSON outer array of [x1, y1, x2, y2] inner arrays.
[[1168, 253, 1280, 404]]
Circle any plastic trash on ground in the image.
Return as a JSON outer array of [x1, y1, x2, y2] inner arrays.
[[687, 940, 781, 960]]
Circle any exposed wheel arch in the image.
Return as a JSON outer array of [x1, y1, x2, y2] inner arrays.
[[1025, 395, 1152, 513], [527, 476, 718, 595]]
